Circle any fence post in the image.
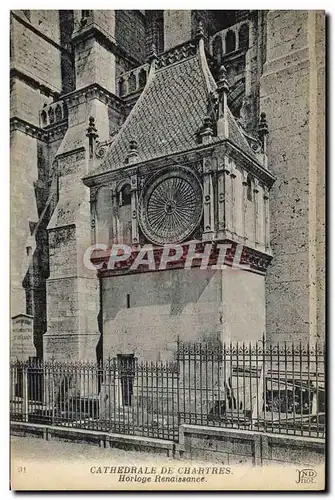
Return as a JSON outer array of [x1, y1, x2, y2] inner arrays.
[[22, 365, 28, 422], [51, 365, 55, 425]]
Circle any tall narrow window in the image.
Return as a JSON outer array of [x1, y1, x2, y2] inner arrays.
[[126, 294, 130, 308], [138, 68, 147, 88], [48, 107, 55, 125], [81, 10, 90, 25], [118, 184, 132, 244], [238, 23, 249, 51], [55, 104, 62, 122], [247, 175, 253, 201], [119, 184, 131, 207], [225, 30, 236, 54], [41, 110, 47, 126], [96, 186, 113, 245], [63, 102, 68, 119], [128, 72, 136, 94], [118, 77, 125, 97], [212, 36, 223, 66]]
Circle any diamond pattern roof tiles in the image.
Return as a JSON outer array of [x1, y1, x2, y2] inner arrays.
[[86, 53, 260, 180]]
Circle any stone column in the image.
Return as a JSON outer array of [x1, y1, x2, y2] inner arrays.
[[230, 163, 237, 236], [202, 157, 215, 240], [223, 156, 232, 237], [130, 172, 139, 246], [263, 186, 270, 252], [217, 156, 226, 239], [254, 178, 260, 248], [90, 190, 97, 245], [222, 33, 226, 55], [110, 183, 118, 244], [242, 171, 248, 243]]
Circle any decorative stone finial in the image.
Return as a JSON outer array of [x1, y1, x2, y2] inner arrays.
[[258, 112, 269, 137], [258, 112, 269, 153], [216, 66, 229, 138], [86, 116, 98, 138], [126, 139, 139, 164], [217, 65, 229, 94], [148, 42, 157, 64], [129, 139, 138, 152], [86, 116, 99, 159], [195, 20, 204, 40], [199, 115, 213, 144]]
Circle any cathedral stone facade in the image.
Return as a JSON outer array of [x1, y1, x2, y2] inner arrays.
[[10, 10, 325, 362]]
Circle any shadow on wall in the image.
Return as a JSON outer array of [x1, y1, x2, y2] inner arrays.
[[59, 10, 75, 94]]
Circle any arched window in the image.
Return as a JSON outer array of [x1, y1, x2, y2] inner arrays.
[[212, 36, 223, 66], [225, 30, 236, 54], [41, 110, 47, 126], [118, 77, 125, 97], [80, 10, 90, 26], [96, 186, 113, 245], [55, 104, 62, 122], [63, 102, 68, 119], [238, 23, 249, 51], [48, 107, 54, 125], [118, 184, 132, 244], [247, 175, 253, 202], [138, 68, 147, 88], [119, 184, 131, 207], [128, 73, 136, 94]]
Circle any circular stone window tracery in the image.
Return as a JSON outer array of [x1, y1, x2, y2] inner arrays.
[[138, 167, 203, 245]]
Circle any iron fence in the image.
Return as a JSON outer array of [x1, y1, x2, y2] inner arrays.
[[177, 340, 325, 439], [10, 357, 179, 441], [10, 341, 325, 441]]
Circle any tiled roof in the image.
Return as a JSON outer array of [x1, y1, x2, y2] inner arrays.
[[86, 53, 260, 180]]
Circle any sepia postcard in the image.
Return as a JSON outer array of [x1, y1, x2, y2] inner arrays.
[[10, 9, 326, 491]]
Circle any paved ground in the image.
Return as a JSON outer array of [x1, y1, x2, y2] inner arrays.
[[10, 436, 222, 491], [11, 435, 178, 464]]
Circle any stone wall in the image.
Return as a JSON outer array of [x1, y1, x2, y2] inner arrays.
[[74, 39, 116, 94], [177, 424, 325, 466], [10, 10, 74, 341], [260, 11, 325, 343], [10, 130, 39, 317], [11, 14, 64, 94], [115, 11, 146, 64], [102, 267, 265, 361], [164, 11, 192, 51]]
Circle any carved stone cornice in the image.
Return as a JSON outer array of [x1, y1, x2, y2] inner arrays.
[[10, 117, 48, 141], [63, 83, 125, 114], [93, 239, 273, 279], [226, 141, 275, 188], [155, 41, 197, 70], [10, 117, 68, 143], [83, 139, 275, 191]]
